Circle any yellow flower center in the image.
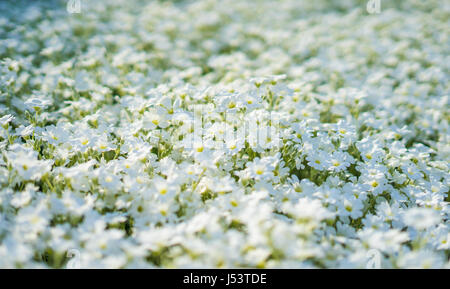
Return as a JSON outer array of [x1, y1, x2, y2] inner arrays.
[[31, 216, 41, 225], [422, 261, 431, 269]]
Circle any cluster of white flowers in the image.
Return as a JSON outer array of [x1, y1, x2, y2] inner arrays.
[[0, 0, 448, 268]]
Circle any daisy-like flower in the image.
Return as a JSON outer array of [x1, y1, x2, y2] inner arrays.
[[143, 106, 170, 129], [0, 0, 448, 269], [337, 196, 364, 219], [241, 156, 277, 182], [24, 96, 52, 112], [329, 151, 354, 172], [6, 145, 53, 181], [402, 208, 441, 231], [0, 114, 14, 128], [306, 150, 329, 171], [40, 125, 69, 146]]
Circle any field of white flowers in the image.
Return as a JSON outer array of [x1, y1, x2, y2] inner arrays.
[[0, 0, 448, 268]]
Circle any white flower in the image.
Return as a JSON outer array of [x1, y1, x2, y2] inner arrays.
[[402, 208, 441, 230], [282, 198, 334, 223], [0, 114, 14, 127], [75, 71, 94, 92], [397, 250, 446, 269], [0, 0, 448, 269], [24, 96, 52, 111], [6, 145, 53, 181]]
